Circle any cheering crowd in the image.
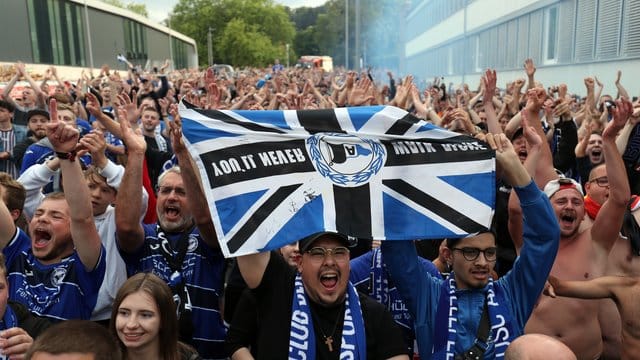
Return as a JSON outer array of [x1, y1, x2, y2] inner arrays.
[[0, 57, 638, 359]]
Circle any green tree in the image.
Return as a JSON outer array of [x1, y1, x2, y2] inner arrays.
[[100, 0, 149, 17], [217, 19, 278, 67], [170, 0, 295, 67]]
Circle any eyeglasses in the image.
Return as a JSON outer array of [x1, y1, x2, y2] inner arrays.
[[589, 176, 609, 187], [452, 247, 498, 262], [306, 247, 350, 263], [157, 186, 187, 197]]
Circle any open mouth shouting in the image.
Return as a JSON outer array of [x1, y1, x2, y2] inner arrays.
[[559, 211, 577, 229], [517, 148, 528, 162], [163, 204, 182, 221], [320, 271, 339, 292], [32, 227, 52, 249], [590, 149, 603, 163]]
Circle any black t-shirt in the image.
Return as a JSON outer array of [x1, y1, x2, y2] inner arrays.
[[251, 254, 407, 359]]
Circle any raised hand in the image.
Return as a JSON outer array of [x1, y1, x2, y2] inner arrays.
[[79, 130, 108, 168], [524, 88, 546, 114], [46, 99, 80, 154], [482, 69, 497, 105], [615, 70, 622, 85], [85, 92, 103, 118], [117, 106, 146, 155], [168, 104, 187, 154], [524, 58, 536, 77], [521, 109, 542, 148], [584, 77, 595, 90], [604, 98, 633, 139], [116, 90, 139, 124]]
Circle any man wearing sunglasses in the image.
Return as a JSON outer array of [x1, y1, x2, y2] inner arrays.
[[236, 231, 409, 359], [382, 132, 560, 359]]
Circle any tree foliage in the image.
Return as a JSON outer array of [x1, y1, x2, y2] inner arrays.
[[99, 0, 149, 17], [170, 0, 295, 67]]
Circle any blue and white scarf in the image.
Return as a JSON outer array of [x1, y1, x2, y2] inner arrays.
[[289, 274, 366, 360], [433, 275, 515, 359]]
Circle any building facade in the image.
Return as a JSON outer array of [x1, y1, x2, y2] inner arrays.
[[0, 0, 197, 74], [403, 0, 640, 96]]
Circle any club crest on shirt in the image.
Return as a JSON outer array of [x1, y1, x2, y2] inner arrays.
[[188, 234, 199, 252], [50, 267, 67, 287]]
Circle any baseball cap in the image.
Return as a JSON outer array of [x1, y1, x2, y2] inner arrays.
[[298, 231, 352, 252], [26, 109, 50, 121], [543, 177, 584, 198]]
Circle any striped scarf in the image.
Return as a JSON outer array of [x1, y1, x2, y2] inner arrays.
[[289, 274, 366, 360], [433, 275, 515, 359]]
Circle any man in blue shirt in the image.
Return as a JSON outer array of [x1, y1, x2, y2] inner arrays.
[[0, 99, 105, 322], [116, 106, 226, 359], [382, 132, 560, 359]]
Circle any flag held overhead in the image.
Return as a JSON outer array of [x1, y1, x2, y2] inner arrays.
[[179, 103, 495, 258]]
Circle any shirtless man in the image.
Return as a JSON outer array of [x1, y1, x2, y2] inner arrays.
[[547, 274, 640, 360], [523, 98, 633, 359]]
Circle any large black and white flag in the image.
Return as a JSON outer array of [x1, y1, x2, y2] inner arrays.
[[180, 104, 496, 258]]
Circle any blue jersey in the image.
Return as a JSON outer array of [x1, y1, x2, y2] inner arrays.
[[350, 249, 442, 355], [20, 141, 92, 194], [3, 229, 106, 322], [120, 224, 227, 359]]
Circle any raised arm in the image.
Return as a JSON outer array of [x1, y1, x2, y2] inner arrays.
[[482, 69, 502, 134], [614, 70, 630, 100], [168, 105, 218, 249], [0, 185, 17, 249], [46, 99, 101, 270], [114, 106, 146, 253], [2, 65, 22, 110], [86, 93, 123, 139], [524, 58, 536, 91], [591, 98, 632, 253]]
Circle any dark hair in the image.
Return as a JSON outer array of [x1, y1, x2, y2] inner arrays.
[[0, 172, 26, 213], [0, 100, 15, 113], [446, 230, 497, 249], [25, 320, 121, 360], [110, 273, 182, 360]]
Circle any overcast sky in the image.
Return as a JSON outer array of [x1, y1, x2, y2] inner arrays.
[[138, 0, 328, 24]]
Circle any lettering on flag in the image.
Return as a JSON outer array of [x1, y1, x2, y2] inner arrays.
[[179, 104, 496, 257]]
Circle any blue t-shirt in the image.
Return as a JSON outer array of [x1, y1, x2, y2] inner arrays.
[[119, 224, 227, 359], [350, 248, 441, 355], [3, 229, 106, 322]]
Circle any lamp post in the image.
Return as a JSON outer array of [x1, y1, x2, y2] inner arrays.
[[286, 43, 290, 68], [345, 0, 349, 69], [207, 27, 213, 66]]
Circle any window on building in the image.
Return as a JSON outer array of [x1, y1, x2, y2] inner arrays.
[[544, 6, 559, 63], [124, 19, 147, 64], [27, 0, 86, 66]]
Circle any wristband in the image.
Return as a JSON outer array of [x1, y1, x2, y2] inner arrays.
[[56, 151, 77, 162]]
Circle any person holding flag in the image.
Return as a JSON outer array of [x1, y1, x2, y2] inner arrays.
[[381, 126, 560, 359]]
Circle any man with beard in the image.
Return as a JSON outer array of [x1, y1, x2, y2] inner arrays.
[[575, 126, 604, 188], [236, 231, 409, 359], [0, 100, 105, 321], [115, 107, 226, 359], [12, 109, 49, 171], [524, 98, 633, 359], [382, 131, 559, 359]]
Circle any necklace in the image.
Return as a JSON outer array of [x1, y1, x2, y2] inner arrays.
[[317, 308, 342, 352]]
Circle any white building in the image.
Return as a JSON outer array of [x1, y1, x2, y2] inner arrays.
[[403, 0, 640, 96]]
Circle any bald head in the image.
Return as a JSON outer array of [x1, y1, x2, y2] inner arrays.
[[505, 334, 576, 360]]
